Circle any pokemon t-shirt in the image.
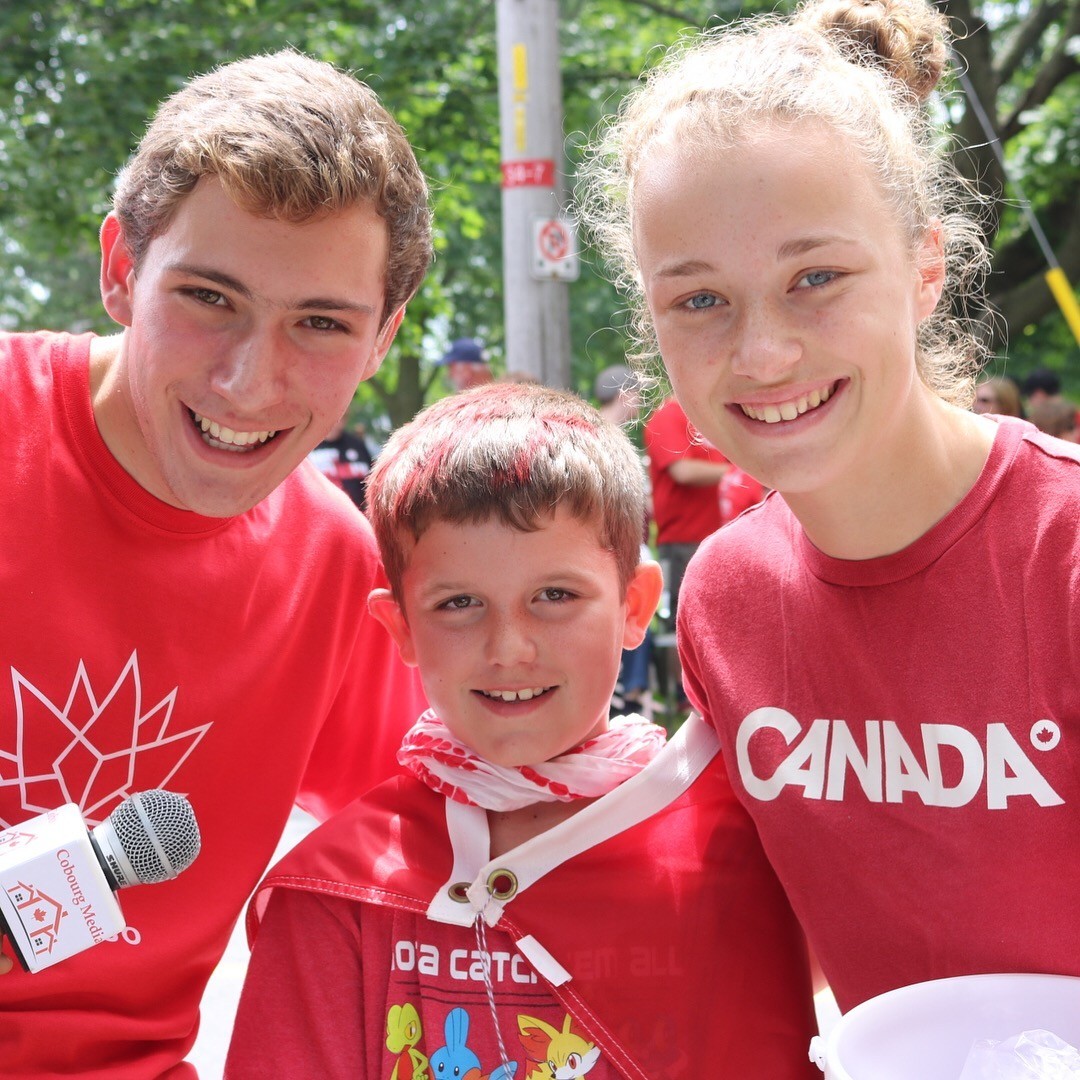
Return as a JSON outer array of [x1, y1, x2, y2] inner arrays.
[[229, 893, 630, 1080], [227, 725, 818, 1080]]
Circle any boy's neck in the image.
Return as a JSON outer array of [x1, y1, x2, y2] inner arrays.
[[487, 798, 597, 859]]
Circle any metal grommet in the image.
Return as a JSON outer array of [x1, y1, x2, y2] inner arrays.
[[487, 868, 518, 901], [447, 881, 471, 903]]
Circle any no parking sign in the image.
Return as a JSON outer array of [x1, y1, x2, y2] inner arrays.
[[532, 215, 579, 281]]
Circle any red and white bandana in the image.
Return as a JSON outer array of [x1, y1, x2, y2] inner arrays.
[[397, 709, 668, 811]]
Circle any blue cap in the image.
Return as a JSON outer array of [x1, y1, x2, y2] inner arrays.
[[437, 338, 486, 365]]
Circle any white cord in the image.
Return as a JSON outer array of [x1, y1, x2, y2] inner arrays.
[[473, 913, 513, 1075]]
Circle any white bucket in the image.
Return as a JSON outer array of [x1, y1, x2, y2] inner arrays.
[[809, 973, 1080, 1079]]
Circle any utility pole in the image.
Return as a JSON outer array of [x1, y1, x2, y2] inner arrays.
[[495, 0, 577, 388]]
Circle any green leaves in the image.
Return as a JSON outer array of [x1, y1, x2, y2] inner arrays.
[[0, 0, 1075, 408]]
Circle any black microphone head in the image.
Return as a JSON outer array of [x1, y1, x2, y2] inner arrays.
[[92, 790, 202, 889]]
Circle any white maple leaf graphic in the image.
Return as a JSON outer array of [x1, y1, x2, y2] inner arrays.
[[0, 651, 211, 827]]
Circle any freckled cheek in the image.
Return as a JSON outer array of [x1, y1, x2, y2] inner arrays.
[[296, 353, 372, 415], [572, 620, 627, 662], [662, 318, 729, 364], [141, 317, 224, 385], [807, 307, 847, 341]]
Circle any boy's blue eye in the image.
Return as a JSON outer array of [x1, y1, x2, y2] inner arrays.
[[540, 588, 571, 602], [800, 269, 836, 288]]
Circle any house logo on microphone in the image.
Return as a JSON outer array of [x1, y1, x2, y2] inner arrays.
[[4, 879, 68, 959], [0, 822, 69, 960], [0, 827, 36, 853], [0, 806, 128, 970]]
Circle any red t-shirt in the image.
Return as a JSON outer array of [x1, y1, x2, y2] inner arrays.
[[680, 417, 1080, 1012], [644, 398, 727, 544], [229, 718, 818, 1080], [0, 331, 426, 1078], [720, 466, 767, 525]]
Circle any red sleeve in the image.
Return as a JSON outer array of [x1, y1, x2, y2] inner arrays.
[[297, 564, 428, 821], [645, 399, 728, 472], [678, 579, 712, 726], [643, 400, 692, 472], [225, 889, 368, 1080]]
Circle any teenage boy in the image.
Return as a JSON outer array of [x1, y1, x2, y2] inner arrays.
[[0, 50, 431, 1077], [225, 383, 817, 1080]]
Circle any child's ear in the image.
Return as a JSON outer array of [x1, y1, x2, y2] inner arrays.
[[622, 560, 664, 650], [915, 219, 946, 321], [368, 588, 418, 667], [99, 213, 136, 328]]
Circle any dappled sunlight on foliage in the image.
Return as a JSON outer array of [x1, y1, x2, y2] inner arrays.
[[0, 0, 1076, 422]]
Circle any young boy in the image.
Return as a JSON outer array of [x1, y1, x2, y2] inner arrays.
[[225, 383, 818, 1080]]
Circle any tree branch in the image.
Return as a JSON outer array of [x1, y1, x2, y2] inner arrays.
[[999, 0, 1080, 142], [946, 0, 999, 126], [946, 0, 1007, 236], [990, 195, 1080, 337], [993, 193, 1080, 287], [994, 0, 1066, 83], [615, 0, 700, 24]]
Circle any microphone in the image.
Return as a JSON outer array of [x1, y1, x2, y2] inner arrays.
[[0, 790, 201, 972]]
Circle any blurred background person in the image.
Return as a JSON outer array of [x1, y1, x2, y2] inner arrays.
[[594, 364, 654, 717], [644, 396, 729, 714], [307, 409, 377, 512], [594, 363, 643, 427], [973, 376, 1025, 418], [1021, 366, 1064, 408], [436, 336, 493, 393], [1029, 397, 1079, 442]]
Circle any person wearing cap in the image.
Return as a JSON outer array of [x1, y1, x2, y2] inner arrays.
[[1021, 366, 1063, 406], [643, 397, 730, 713], [437, 337, 494, 393], [594, 364, 643, 428]]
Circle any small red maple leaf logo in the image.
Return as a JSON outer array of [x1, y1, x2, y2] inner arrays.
[[33, 907, 46, 923], [1035, 725, 1055, 744]]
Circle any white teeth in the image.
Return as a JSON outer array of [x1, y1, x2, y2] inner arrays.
[[740, 384, 834, 424], [482, 687, 547, 702], [192, 412, 276, 449]]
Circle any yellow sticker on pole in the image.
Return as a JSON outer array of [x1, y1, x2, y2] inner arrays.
[[1046, 267, 1080, 349], [513, 44, 528, 91]]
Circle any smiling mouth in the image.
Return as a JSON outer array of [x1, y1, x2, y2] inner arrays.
[[476, 686, 555, 703], [190, 410, 279, 453], [739, 381, 838, 424]]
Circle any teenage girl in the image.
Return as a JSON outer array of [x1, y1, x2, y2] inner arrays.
[[582, 0, 1080, 1014]]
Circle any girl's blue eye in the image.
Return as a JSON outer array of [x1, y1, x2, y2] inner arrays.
[[685, 293, 717, 310], [801, 270, 835, 287]]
